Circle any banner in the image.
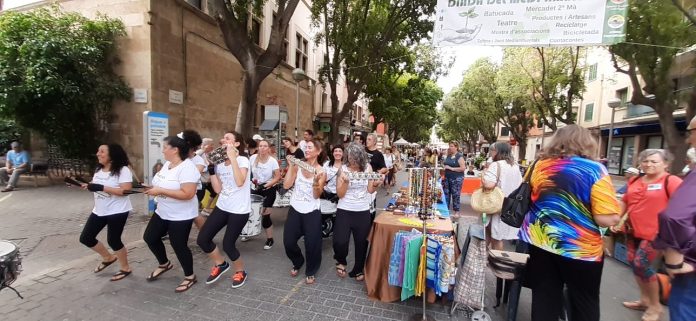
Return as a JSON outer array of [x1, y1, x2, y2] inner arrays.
[[142, 111, 169, 185], [434, 0, 629, 47]]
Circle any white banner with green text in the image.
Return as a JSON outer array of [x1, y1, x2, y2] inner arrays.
[[434, 0, 629, 47]]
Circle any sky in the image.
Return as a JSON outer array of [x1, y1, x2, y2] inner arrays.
[[435, 45, 504, 96], [2, 0, 41, 10]]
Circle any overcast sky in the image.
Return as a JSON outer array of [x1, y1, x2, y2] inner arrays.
[[2, 0, 41, 10], [435, 45, 504, 96]]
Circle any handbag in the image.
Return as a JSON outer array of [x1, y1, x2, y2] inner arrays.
[[500, 160, 537, 228], [470, 161, 504, 214], [487, 249, 529, 280]]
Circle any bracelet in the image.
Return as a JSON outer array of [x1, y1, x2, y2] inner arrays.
[[665, 261, 684, 269]]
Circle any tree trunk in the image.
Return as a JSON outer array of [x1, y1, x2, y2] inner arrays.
[[517, 139, 527, 162], [329, 93, 358, 145], [234, 73, 261, 139], [687, 85, 696, 125], [657, 106, 689, 173]]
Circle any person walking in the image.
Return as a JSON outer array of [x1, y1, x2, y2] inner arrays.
[[78, 144, 133, 281], [282, 139, 326, 284], [334, 143, 381, 281], [483, 142, 523, 250], [197, 131, 252, 288], [518, 125, 621, 321], [383, 147, 395, 189], [0, 141, 30, 192], [247, 139, 282, 249], [653, 116, 696, 321], [443, 141, 466, 218], [143, 131, 201, 293]]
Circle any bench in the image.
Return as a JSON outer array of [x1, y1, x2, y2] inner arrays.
[[23, 163, 51, 187]]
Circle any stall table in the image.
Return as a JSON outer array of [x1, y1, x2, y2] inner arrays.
[[365, 211, 455, 302]]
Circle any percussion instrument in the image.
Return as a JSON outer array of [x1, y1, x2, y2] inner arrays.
[[241, 194, 264, 237], [0, 240, 23, 298], [286, 156, 321, 175], [208, 146, 239, 165], [344, 171, 383, 181]]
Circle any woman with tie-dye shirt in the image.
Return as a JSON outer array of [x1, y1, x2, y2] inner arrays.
[[519, 125, 621, 321]]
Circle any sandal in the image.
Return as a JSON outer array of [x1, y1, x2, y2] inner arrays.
[[335, 264, 347, 278], [94, 257, 118, 273], [110, 270, 132, 282], [354, 272, 365, 282], [641, 310, 662, 321], [623, 300, 648, 311], [175, 276, 197, 293], [290, 267, 299, 277], [146, 262, 173, 282], [305, 275, 315, 284]]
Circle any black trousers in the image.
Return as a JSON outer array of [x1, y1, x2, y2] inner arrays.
[[283, 207, 322, 276], [79, 212, 129, 251], [252, 186, 277, 229], [527, 245, 604, 321], [196, 207, 249, 261], [143, 214, 194, 276], [332, 209, 371, 276]]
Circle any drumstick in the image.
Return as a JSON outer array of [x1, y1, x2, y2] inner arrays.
[[64, 176, 85, 187]]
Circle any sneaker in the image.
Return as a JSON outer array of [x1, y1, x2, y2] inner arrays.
[[205, 261, 230, 284], [240, 236, 250, 242], [231, 271, 247, 288], [263, 238, 274, 250]]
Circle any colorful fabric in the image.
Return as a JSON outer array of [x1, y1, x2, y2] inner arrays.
[[415, 235, 427, 296], [425, 237, 441, 292], [627, 238, 659, 282], [401, 236, 422, 301], [443, 176, 464, 211], [388, 232, 408, 287], [519, 156, 620, 262]]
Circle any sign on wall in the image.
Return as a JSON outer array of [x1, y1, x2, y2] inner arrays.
[[142, 111, 169, 185], [433, 0, 629, 47]]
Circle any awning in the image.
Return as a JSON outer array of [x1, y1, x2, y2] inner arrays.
[[393, 138, 410, 145], [259, 119, 279, 131]]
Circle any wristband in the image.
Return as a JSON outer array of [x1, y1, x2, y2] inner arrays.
[[665, 262, 684, 269], [87, 183, 105, 192], [207, 165, 216, 175]]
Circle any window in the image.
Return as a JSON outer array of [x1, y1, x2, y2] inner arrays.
[[616, 88, 628, 107], [500, 126, 510, 137], [295, 33, 308, 71], [587, 63, 598, 82], [184, 0, 202, 9], [584, 103, 594, 122]]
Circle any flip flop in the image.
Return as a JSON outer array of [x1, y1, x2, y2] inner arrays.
[[110, 270, 132, 282], [305, 276, 315, 284], [146, 262, 173, 282], [94, 257, 118, 273], [175, 276, 197, 293], [353, 272, 365, 282], [290, 268, 299, 277], [335, 264, 347, 278], [623, 301, 648, 311]]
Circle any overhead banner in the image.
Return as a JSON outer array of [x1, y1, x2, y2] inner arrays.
[[433, 0, 629, 47]]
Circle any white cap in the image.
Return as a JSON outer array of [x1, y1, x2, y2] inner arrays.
[[252, 134, 263, 141]]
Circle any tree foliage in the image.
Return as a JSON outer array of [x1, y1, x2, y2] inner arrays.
[[610, 0, 696, 172], [207, 0, 300, 138], [0, 8, 130, 161], [311, 0, 437, 144]]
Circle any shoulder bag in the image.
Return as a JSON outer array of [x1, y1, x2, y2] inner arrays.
[[470, 161, 504, 215], [500, 160, 537, 228]]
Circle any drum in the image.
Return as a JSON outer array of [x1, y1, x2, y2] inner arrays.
[[0, 240, 22, 288], [241, 194, 264, 237], [320, 199, 337, 215]]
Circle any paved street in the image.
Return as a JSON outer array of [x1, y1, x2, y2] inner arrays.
[[0, 172, 655, 321]]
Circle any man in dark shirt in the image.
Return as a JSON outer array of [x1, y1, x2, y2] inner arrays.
[[366, 133, 387, 175]]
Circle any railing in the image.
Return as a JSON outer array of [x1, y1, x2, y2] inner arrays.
[[624, 103, 655, 119]]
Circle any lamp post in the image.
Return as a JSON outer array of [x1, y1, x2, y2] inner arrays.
[[292, 68, 307, 141], [606, 98, 622, 168]]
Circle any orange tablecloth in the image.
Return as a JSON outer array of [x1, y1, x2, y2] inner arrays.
[[461, 177, 481, 195], [364, 211, 455, 302]]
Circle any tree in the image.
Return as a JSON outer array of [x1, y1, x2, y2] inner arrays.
[[437, 103, 481, 153], [671, 0, 696, 123], [207, 0, 300, 138], [0, 8, 130, 161], [311, 0, 436, 144], [610, 0, 696, 173], [497, 52, 537, 160]]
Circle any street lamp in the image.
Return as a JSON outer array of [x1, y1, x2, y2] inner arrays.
[[606, 98, 622, 166], [292, 68, 307, 141]]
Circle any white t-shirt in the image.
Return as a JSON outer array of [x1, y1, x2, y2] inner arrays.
[[215, 156, 251, 214], [323, 161, 341, 194], [384, 154, 394, 169], [249, 155, 279, 184], [91, 167, 133, 216], [298, 140, 309, 154], [290, 170, 321, 214], [337, 165, 372, 212], [152, 159, 201, 221], [190, 154, 206, 190]]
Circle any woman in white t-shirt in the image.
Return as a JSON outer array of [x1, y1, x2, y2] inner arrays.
[[143, 131, 201, 293], [322, 145, 343, 200], [180, 132, 205, 230], [282, 139, 327, 284], [196, 131, 253, 288], [334, 143, 381, 281], [482, 142, 523, 250], [246, 139, 281, 249], [79, 144, 134, 282]]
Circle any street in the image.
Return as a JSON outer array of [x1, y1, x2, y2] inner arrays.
[[0, 172, 654, 321]]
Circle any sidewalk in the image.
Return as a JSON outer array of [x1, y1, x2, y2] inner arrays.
[[0, 172, 656, 321]]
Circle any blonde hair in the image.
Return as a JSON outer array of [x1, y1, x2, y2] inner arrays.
[[540, 124, 598, 160]]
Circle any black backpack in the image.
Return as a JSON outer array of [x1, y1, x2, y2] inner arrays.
[[500, 160, 537, 228]]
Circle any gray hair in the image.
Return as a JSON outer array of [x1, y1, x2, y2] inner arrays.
[[638, 149, 673, 163], [343, 142, 368, 172], [367, 133, 378, 142], [492, 142, 515, 165], [201, 138, 214, 146], [687, 147, 696, 163], [10, 141, 20, 148]]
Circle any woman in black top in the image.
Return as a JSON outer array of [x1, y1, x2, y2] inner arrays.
[[282, 137, 305, 159]]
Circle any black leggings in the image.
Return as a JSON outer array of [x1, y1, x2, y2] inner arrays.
[[196, 208, 249, 261], [79, 212, 129, 251], [526, 245, 604, 321], [143, 214, 194, 276], [252, 186, 277, 229], [332, 209, 371, 276], [283, 207, 322, 276]]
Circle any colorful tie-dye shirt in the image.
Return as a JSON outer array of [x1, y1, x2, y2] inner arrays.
[[519, 156, 620, 262]]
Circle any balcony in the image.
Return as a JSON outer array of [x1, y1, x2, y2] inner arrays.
[[624, 103, 655, 119]]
